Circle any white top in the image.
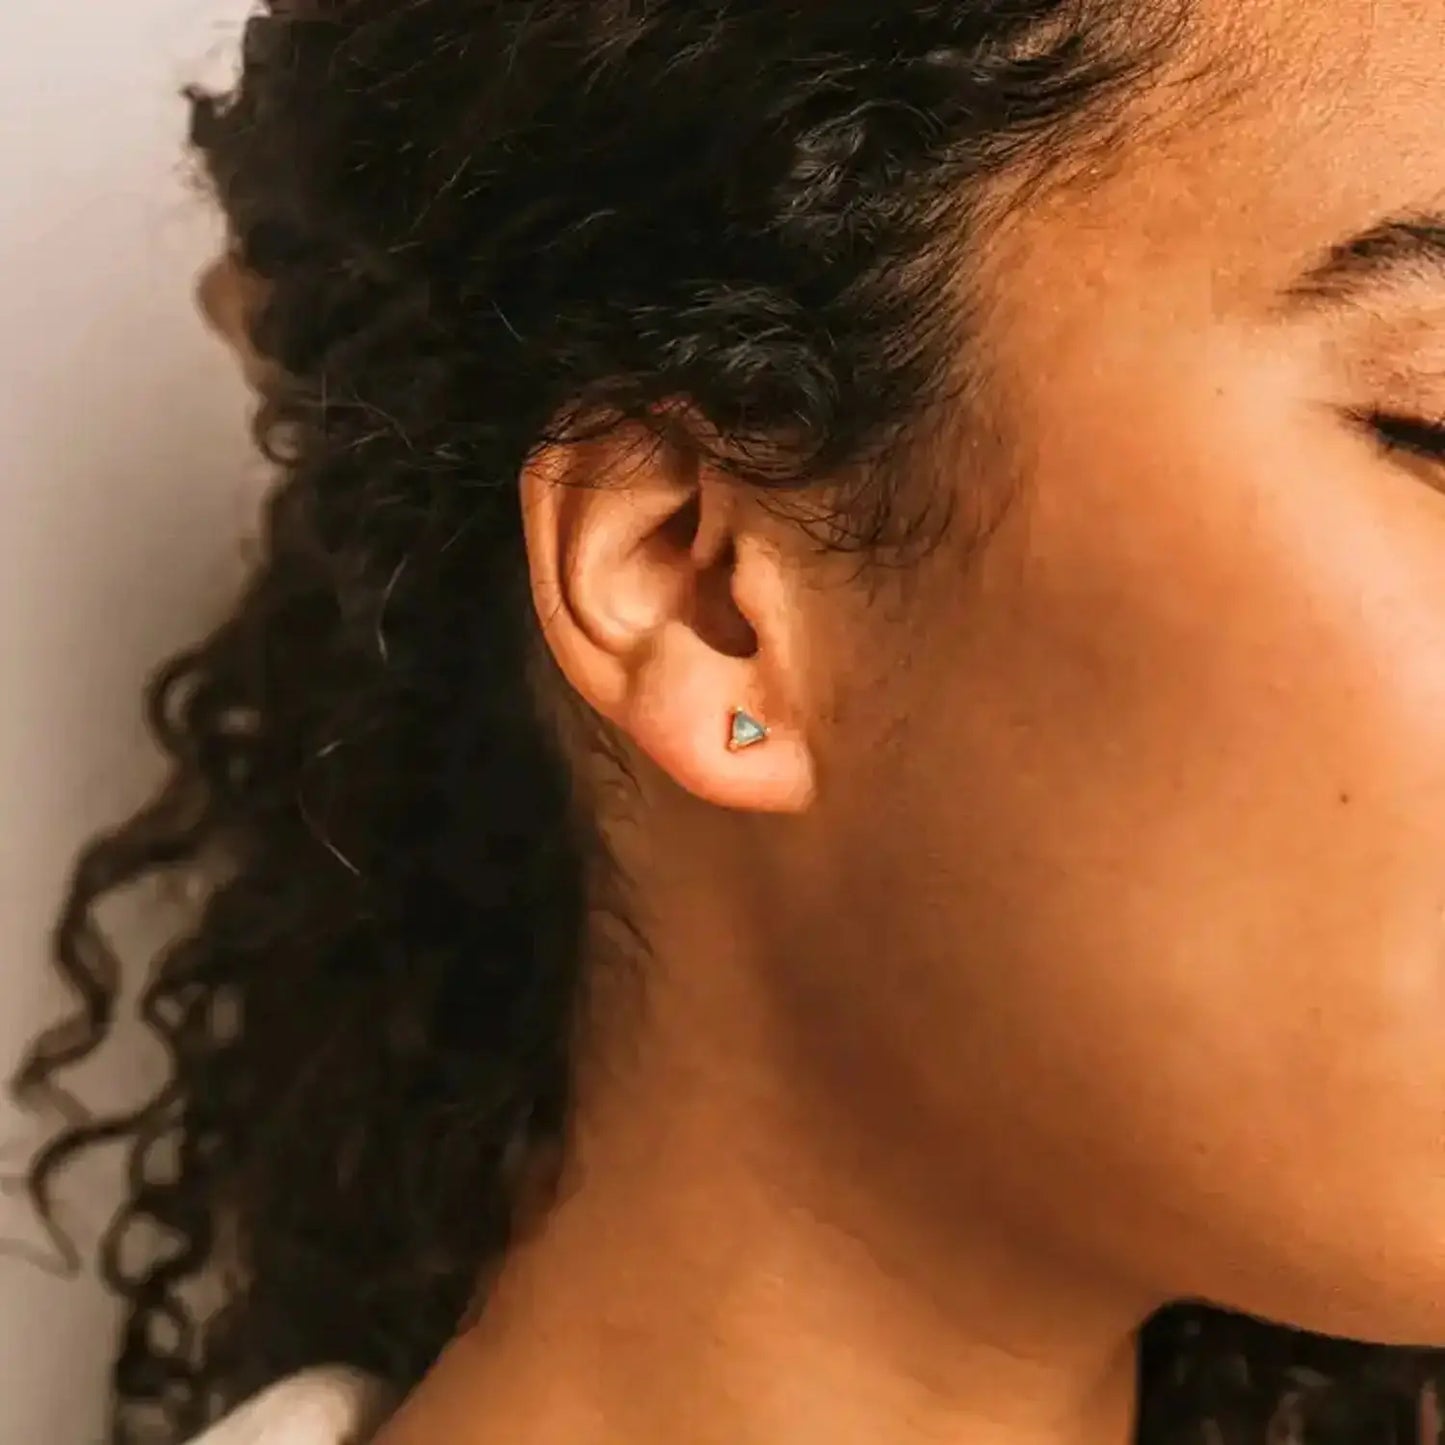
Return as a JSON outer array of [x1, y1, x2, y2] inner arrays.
[[186, 1368, 392, 1445]]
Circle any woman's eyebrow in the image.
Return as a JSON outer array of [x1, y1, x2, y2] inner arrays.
[[1284, 215, 1445, 310]]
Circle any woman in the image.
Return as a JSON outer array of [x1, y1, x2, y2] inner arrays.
[[17, 1, 1445, 1442]]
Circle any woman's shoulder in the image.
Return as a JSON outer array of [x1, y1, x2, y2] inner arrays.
[[186, 1367, 394, 1445]]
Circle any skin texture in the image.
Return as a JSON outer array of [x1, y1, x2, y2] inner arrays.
[[192, 3, 1445, 1444]]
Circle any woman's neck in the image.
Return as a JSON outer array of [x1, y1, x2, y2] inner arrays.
[[371, 892, 1147, 1445]]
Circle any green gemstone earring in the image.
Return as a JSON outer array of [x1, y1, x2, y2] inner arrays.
[[727, 707, 769, 751]]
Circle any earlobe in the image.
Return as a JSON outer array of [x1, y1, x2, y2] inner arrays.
[[627, 631, 815, 813], [519, 427, 816, 814]]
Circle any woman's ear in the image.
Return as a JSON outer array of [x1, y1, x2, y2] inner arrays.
[[520, 425, 816, 814]]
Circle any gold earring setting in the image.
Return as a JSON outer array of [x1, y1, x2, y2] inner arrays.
[[727, 707, 769, 751]]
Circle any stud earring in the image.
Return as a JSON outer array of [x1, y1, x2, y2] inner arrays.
[[727, 707, 769, 751]]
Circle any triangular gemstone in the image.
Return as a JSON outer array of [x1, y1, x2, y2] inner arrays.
[[729, 708, 768, 750]]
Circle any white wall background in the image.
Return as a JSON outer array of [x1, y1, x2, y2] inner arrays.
[[0, 3, 255, 1441]]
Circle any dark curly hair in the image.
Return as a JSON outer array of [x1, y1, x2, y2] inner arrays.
[[13, 3, 1445, 1442]]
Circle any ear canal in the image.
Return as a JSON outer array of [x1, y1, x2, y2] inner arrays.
[[727, 708, 769, 751]]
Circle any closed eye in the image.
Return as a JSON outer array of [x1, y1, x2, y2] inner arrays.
[[1363, 411, 1445, 463]]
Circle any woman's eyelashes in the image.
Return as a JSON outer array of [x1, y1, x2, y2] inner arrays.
[[1364, 411, 1445, 464]]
